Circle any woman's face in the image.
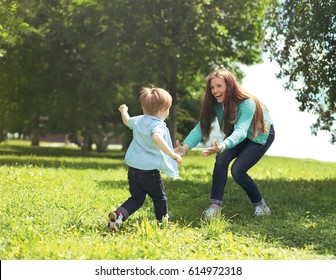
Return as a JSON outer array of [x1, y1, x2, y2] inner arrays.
[[210, 77, 226, 103]]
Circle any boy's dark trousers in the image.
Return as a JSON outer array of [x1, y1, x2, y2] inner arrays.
[[118, 167, 168, 222]]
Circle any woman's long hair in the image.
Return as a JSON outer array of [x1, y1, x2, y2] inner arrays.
[[199, 69, 268, 141]]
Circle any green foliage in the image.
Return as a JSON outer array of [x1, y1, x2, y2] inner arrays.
[[0, 0, 270, 148], [102, 0, 270, 141], [0, 141, 335, 259], [0, 0, 30, 47], [265, 0, 336, 142]]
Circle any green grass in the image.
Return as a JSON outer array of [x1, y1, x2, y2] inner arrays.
[[0, 140, 335, 260]]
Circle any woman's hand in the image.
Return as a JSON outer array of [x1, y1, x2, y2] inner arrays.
[[202, 139, 223, 157], [174, 140, 189, 156]]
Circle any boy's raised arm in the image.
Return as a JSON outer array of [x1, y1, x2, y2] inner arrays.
[[118, 104, 130, 126]]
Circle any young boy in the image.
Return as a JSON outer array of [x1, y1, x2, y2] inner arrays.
[[108, 86, 182, 231]]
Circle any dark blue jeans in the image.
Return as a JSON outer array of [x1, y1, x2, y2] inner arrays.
[[210, 125, 275, 205], [117, 167, 168, 222]]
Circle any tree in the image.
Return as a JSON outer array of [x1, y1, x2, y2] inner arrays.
[[0, 31, 53, 145], [101, 0, 271, 142], [0, 0, 125, 149], [265, 0, 336, 143], [0, 0, 271, 150], [0, 0, 32, 54], [0, 1, 32, 142]]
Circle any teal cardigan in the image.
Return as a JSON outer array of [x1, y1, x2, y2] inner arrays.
[[184, 98, 273, 150]]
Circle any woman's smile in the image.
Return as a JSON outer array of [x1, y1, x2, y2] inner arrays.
[[210, 77, 226, 103]]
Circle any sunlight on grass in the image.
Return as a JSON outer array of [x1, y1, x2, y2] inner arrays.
[[0, 141, 335, 260]]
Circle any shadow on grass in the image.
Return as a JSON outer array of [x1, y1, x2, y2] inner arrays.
[[0, 143, 124, 159], [0, 156, 125, 170], [0, 145, 125, 170], [167, 177, 336, 257]]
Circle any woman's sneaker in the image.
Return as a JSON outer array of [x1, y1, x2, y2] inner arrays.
[[204, 204, 221, 220], [108, 211, 123, 231], [254, 205, 271, 216]]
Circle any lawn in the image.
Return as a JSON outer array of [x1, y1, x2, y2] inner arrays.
[[0, 140, 335, 260]]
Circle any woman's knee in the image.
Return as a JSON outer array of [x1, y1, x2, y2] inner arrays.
[[231, 165, 245, 182]]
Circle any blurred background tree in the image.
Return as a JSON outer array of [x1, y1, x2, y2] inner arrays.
[[265, 0, 336, 143], [0, 0, 277, 151]]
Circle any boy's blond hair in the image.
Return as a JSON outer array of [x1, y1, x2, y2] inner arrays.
[[140, 87, 172, 115]]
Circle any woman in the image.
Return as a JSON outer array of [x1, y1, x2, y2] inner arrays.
[[175, 69, 275, 218]]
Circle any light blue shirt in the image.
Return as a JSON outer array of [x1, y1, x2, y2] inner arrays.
[[125, 114, 179, 178], [184, 98, 273, 150]]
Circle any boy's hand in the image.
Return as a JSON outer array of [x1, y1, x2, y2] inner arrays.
[[118, 104, 130, 126], [118, 104, 128, 113], [171, 153, 182, 164]]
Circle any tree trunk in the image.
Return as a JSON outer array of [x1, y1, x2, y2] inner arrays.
[[167, 58, 178, 144], [95, 135, 108, 153], [31, 130, 40, 146], [81, 134, 93, 154]]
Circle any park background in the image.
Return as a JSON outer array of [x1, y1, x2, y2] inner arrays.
[[0, 2, 335, 278], [1, 0, 335, 158]]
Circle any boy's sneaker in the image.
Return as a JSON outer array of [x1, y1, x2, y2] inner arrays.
[[254, 205, 271, 216], [158, 214, 170, 228], [204, 204, 221, 220], [108, 211, 123, 231]]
